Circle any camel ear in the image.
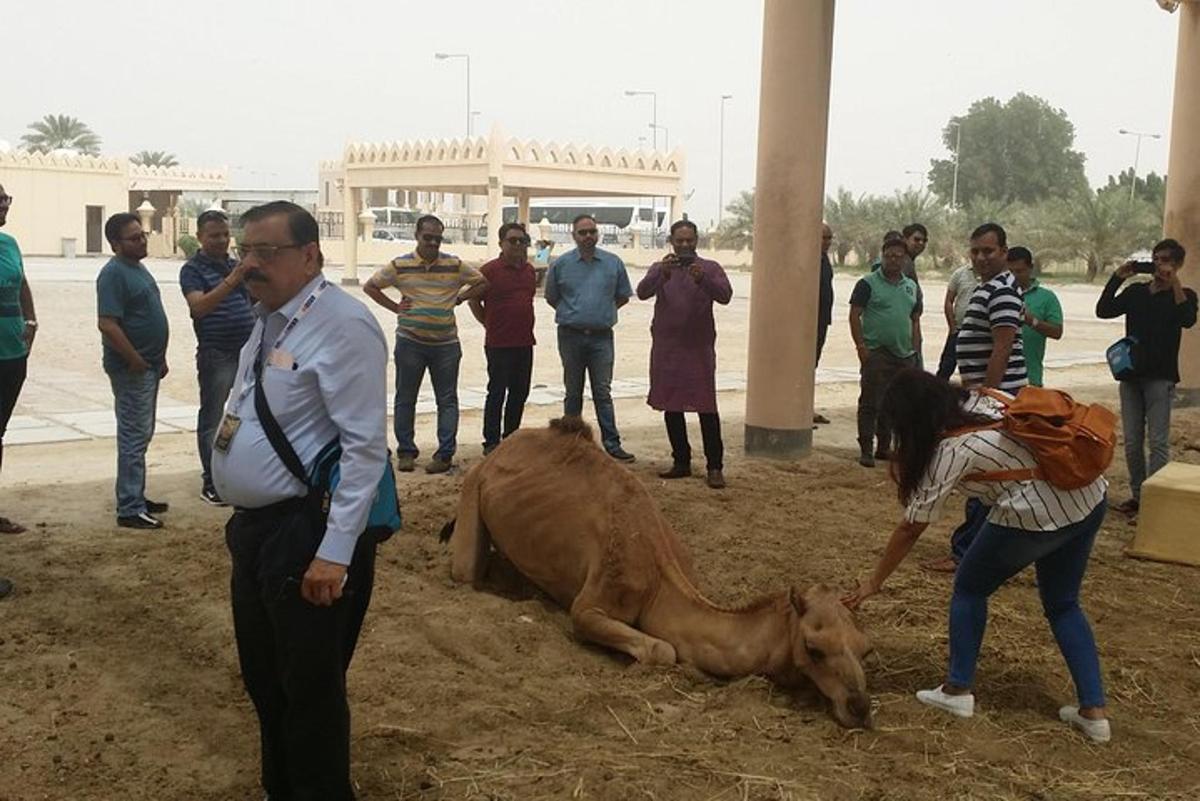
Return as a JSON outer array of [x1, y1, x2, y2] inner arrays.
[[789, 586, 807, 616]]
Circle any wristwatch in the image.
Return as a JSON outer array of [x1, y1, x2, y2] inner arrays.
[[24, 320, 37, 329]]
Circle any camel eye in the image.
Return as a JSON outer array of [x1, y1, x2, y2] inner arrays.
[[807, 647, 826, 662]]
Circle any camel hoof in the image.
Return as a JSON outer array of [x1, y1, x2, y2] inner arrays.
[[640, 640, 677, 666]]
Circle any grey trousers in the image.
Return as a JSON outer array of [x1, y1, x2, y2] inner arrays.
[[1118, 378, 1174, 501], [857, 348, 916, 454]]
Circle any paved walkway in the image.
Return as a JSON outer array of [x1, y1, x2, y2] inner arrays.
[[6, 356, 1104, 447]]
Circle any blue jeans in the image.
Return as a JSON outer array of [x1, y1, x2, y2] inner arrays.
[[950, 497, 989, 562], [557, 326, 621, 453], [1118, 378, 1174, 501], [948, 498, 1107, 709], [109, 368, 161, 518], [394, 338, 461, 461], [196, 347, 242, 492]]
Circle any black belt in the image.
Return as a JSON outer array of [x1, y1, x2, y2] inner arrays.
[[234, 496, 307, 520], [562, 325, 611, 336]]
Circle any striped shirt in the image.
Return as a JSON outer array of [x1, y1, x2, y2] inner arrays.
[[905, 391, 1107, 531], [179, 252, 255, 351], [956, 270, 1027, 390], [367, 251, 484, 344]]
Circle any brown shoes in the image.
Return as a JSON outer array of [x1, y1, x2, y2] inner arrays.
[[658, 464, 692, 479], [425, 456, 453, 474], [706, 469, 726, 489]]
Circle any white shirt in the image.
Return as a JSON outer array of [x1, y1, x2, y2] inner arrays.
[[904, 392, 1108, 531], [212, 274, 389, 565]]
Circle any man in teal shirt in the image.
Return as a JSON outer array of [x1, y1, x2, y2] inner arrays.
[[849, 237, 922, 467], [96, 213, 170, 529], [0, 184, 38, 595], [1007, 247, 1062, 387]]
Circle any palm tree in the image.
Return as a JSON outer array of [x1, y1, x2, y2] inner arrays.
[[713, 190, 755, 250], [1027, 190, 1158, 281], [19, 114, 101, 155], [130, 150, 179, 168]]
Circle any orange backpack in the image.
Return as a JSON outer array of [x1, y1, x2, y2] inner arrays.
[[950, 387, 1117, 490]]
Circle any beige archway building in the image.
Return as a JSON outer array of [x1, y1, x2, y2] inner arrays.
[[320, 125, 686, 283]]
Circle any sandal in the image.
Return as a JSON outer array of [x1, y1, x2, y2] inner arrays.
[[0, 517, 26, 535]]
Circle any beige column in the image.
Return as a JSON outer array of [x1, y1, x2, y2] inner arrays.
[[1165, 1, 1200, 405], [517, 190, 531, 227], [486, 178, 505, 242], [342, 184, 359, 285], [669, 193, 684, 225], [744, 0, 835, 458]]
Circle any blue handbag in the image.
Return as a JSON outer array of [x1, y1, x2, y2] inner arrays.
[[1105, 335, 1141, 381], [309, 440, 402, 543]]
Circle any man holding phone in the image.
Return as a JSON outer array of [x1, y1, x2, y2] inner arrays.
[[636, 220, 733, 488], [1096, 239, 1198, 517]]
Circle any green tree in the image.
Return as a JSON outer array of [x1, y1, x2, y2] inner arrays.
[[131, 150, 179, 168], [823, 188, 874, 266], [1025, 190, 1158, 281], [1098, 168, 1166, 220], [713, 189, 755, 250], [929, 93, 1088, 207], [19, 114, 102, 155]]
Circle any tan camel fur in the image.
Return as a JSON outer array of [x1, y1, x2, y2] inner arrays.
[[444, 417, 873, 728]]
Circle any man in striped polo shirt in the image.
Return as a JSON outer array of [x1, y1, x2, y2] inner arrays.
[[927, 222, 1028, 572], [180, 209, 255, 505], [364, 215, 487, 474]]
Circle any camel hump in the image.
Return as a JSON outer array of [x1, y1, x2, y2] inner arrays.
[[549, 416, 595, 441]]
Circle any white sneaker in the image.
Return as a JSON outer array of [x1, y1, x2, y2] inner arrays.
[[916, 685, 975, 718], [1059, 706, 1111, 743]]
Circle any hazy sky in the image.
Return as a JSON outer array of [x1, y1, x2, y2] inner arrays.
[[2, 1, 1182, 225]]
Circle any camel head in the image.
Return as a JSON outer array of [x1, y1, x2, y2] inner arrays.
[[783, 584, 873, 729]]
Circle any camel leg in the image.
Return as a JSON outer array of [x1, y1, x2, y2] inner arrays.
[[570, 594, 677, 666], [450, 466, 490, 586]]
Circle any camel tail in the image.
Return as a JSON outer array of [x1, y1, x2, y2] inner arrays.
[[549, 415, 594, 441], [438, 518, 456, 543]]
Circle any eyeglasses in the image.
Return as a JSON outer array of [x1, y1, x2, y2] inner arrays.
[[575, 228, 599, 236], [121, 232, 149, 242], [419, 233, 443, 243], [504, 236, 531, 246], [0, 195, 13, 206], [235, 243, 304, 261]]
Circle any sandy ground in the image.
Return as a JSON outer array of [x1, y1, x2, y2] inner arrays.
[[3, 259, 1200, 800]]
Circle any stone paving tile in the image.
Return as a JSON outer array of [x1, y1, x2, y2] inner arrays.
[[5, 424, 90, 445]]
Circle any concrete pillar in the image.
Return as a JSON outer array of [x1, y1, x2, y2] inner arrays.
[[744, 0, 835, 458], [669, 193, 684, 226], [1165, 1, 1200, 405], [486, 179, 505, 242], [359, 208, 375, 241], [517, 190, 531, 227], [342, 185, 359, 285]]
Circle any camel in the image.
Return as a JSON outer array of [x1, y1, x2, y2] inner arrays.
[[442, 417, 873, 728]]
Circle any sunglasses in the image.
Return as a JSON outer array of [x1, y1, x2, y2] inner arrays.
[[504, 236, 531, 246], [419, 233, 444, 243], [235, 243, 304, 261], [575, 228, 599, 236]]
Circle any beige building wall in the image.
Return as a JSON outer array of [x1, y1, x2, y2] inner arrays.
[[0, 152, 127, 256]]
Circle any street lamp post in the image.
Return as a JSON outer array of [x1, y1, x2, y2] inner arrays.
[[435, 53, 471, 137], [1118, 128, 1163, 201], [624, 90, 657, 149], [948, 121, 962, 208], [650, 122, 670, 150], [718, 94, 732, 225]]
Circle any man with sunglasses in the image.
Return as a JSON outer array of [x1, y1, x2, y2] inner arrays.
[[96, 213, 170, 529], [544, 214, 635, 461], [0, 186, 36, 557], [179, 209, 254, 505], [364, 215, 487, 473], [469, 222, 536, 454]]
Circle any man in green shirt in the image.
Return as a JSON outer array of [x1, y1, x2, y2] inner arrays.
[[0, 184, 37, 596], [1007, 247, 1062, 387], [96, 213, 170, 529], [849, 237, 922, 467]]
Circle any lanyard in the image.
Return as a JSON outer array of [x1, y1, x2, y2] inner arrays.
[[233, 279, 330, 409]]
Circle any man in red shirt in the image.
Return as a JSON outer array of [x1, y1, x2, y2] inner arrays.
[[470, 223, 537, 453]]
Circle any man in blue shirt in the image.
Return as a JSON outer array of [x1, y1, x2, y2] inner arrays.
[[544, 214, 635, 461], [96, 213, 170, 529], [180, 209, 254, 505]]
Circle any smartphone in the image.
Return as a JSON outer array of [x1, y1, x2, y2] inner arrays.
[[1132, 261, 1156, 274], [675, 253, 696, 268]]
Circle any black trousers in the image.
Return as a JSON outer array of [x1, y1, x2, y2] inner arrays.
[[815, 324, 829, 367], [226, 502, 377, 801], [664, 411, 724, 471], [857, 348, 916, 454], [483, 346, 533, 447], [0, 356, 28, 474]]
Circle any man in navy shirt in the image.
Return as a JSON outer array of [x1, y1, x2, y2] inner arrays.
[[180, 210, 254, 505], [544, 214, 635, 461]]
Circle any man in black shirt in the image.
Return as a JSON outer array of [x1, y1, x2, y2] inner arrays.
[[814, 223, 835, 425], [1096, 238, 1198, 516]]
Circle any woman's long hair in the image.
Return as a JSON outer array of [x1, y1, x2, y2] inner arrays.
[[881, 369, 990, 505]]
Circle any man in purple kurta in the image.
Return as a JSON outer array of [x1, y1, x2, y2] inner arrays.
[[636, 220, 733, 489]]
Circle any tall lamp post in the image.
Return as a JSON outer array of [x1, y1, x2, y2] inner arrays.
[[1118, 128, 1162, 201], [434, 52, 471, 136], [718, 94, 733, 225], [650, 122, 670, 150], [470, 110, 481, 136], [948, 120, 962, 208], [624, 89, 658, 149]]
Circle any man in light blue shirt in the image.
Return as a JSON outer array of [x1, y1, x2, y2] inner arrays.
[[544, 214, 635, 460], [212, 201, 388, 801]]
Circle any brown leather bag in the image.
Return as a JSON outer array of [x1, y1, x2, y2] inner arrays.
[[949, 387, 1117, 490]]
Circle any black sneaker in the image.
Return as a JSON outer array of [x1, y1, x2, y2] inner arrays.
[[0, 577, 12, 599], [608, 448, 636, 463], [118, 512, 163, 530], [200, 487, 228, 507], [145, 500, 170, 514]]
